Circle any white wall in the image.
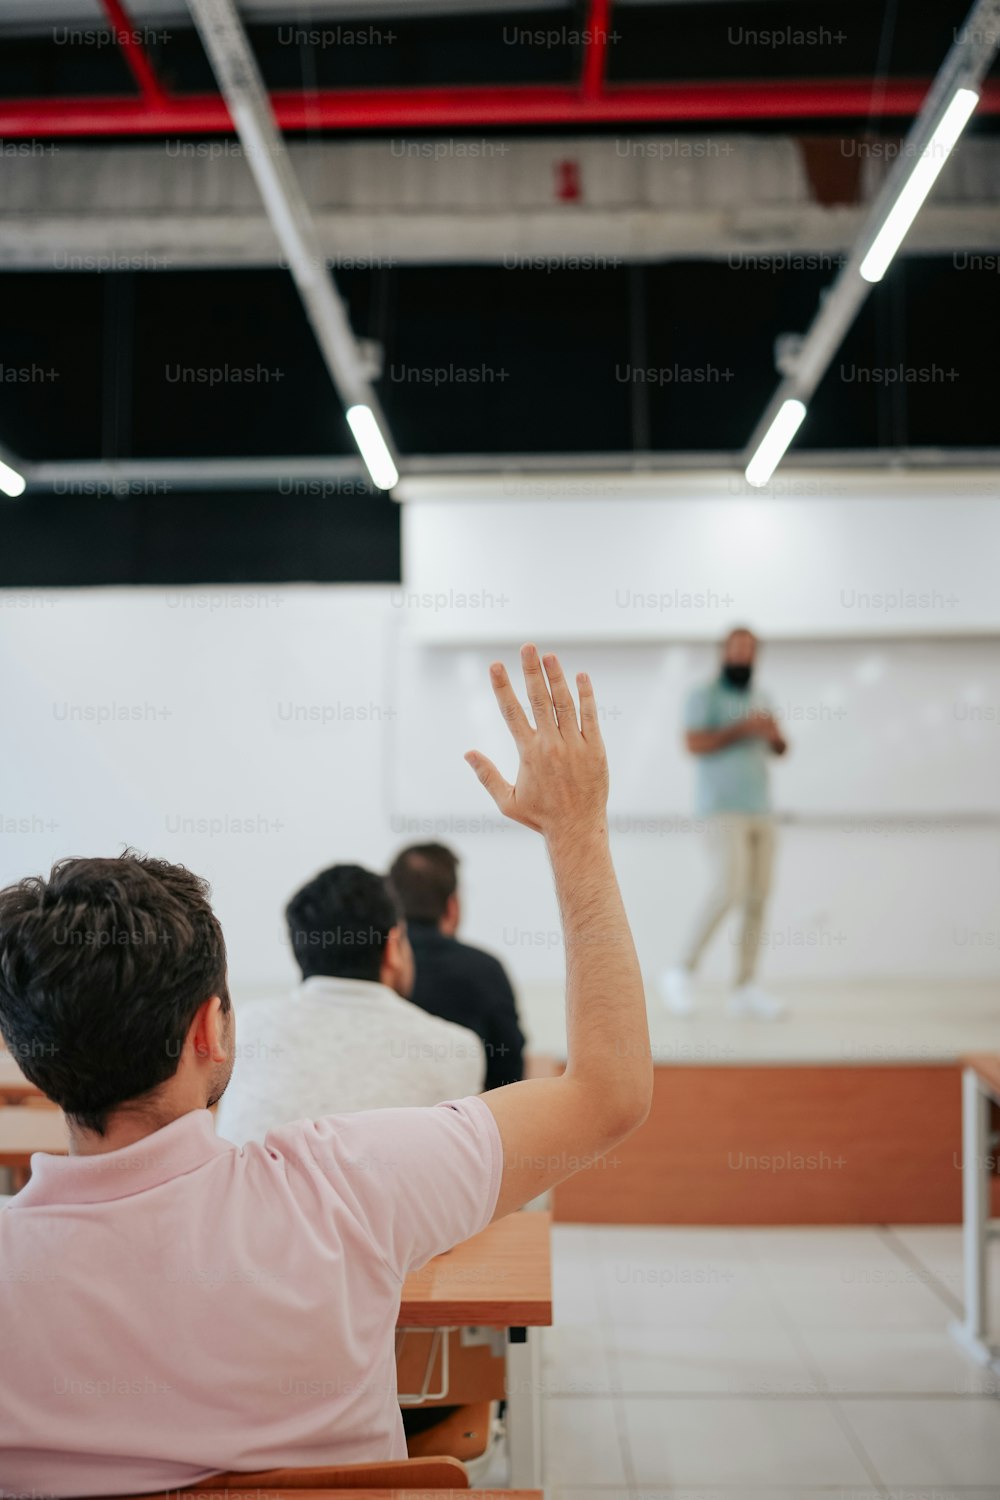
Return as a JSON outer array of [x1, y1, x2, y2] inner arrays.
[[1, 492, 998, 997], [399, 471, 1000, 642], [0, 585, 394, 995]]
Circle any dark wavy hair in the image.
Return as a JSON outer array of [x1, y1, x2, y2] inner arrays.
[[285, 863, 400, 983], [0, 850, 229, 1134]]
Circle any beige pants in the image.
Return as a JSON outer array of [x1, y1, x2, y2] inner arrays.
[[681, 813, 776, 986]]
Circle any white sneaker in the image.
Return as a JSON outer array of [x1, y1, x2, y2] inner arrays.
[[727, 983, 786, 1021], [659, 966, 695, 1017]]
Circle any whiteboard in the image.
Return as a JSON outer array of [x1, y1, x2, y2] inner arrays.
[[386, 636, 1000, 819]]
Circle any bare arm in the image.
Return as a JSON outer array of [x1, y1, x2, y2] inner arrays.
[[465, 645, 652, 1221]]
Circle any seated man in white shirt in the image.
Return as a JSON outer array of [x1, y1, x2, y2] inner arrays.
[[216, 863, 485, 1144]]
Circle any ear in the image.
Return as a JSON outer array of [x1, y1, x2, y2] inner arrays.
[[446, 893, 460, 929], [380, 925, 402, 983], [189, 994, 229, 1064]]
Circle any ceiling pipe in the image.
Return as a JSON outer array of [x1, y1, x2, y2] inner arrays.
[[19, 449, 1000, 495], [581, 0, 613, 101], [98, 0, 167, 106], [4, 78, 1000, 139], [184, 0, 398, 489]]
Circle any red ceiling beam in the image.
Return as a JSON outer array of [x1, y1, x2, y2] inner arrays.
[[2, 79, 1000, 138], [99, 0, 166, 106], [581, 0, 614, 100]]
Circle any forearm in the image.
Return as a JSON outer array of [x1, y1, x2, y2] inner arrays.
[[688, 723, 751, 754], [546, 823, 651, 1129]]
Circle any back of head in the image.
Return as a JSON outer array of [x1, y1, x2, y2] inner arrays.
[[286, 864, 400, 983], [0, 851, 229, 1135], [388, 843, 459, 925]]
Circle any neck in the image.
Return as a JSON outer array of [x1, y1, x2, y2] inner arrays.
[[67, 1096, 200, 1157]]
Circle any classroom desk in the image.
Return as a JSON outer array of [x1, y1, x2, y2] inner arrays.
[[951, 1054, 1000, 1374], [0, 1051, 43, 1104], [400, 1211, 552, 1487], [0, 1104, 68, 1188]]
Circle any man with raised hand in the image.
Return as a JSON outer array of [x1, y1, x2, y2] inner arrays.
[[0, 645, 651, 1494]]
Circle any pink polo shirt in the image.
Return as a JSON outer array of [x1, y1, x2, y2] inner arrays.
[[0, 1096, 502, 1497]]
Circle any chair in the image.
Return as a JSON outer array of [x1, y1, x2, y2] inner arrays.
[[105, 1454, 470, 1498], [197, 1456, 469, 1488], [405, 1402, 496, 1467]]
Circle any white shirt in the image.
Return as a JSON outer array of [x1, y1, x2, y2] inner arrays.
[[216, 976, 486, 1145]]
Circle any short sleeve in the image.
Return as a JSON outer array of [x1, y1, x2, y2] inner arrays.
[[684, 684, 714, 731], [265, 1095, 503, 1279]]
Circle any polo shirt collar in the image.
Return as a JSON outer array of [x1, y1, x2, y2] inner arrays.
[[13, 1108, 234, 1208]]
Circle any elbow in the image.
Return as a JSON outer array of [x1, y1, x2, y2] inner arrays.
[[599, 1074, 654, 1147], [630, 1074, 655, 1133]]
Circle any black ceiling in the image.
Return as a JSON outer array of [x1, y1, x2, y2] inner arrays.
[[3, 256, 997, 467], [0, 0, 997, 587], [2, 1, 996, 100]]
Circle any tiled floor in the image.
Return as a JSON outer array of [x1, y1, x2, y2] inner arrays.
[[541, 1222, 1000, 1500]]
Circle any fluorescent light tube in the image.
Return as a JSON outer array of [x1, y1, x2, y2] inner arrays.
[[860, 86, 979, 283], [0, 457, 26, 498], [346, 404, 399, 491], [745, 399, 807, 488]]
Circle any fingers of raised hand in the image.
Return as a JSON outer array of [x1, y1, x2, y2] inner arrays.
[[575, 670, 602, 741], [520, 643, 557, 735], [489, 660, 533, 746], [464, 751, 513, 811], [541, 652, 579, 735]]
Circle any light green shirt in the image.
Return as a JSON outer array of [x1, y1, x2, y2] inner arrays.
[[685, 677, 773, 817]]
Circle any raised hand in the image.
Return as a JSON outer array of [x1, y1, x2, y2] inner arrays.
[[465, 644, 609, 838]]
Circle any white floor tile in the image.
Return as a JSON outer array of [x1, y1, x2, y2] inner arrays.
[[551, 1230, 607, 1326], [839, 1397, 1000, 1487], [741, 1227, 902, 1263], [798, 1324, 1000, 1395], [619, 1492, 882, 1500], [889, 1225, 1000, 1318], [759, 1253, 951, 1328], [543, 1222, 1000, 1494], [881, 1491, 1000, 1500], [541, 1325, 614, 1395], [602, 1254, 775, 1329], [543, 1395, 628, 1485], [621, 1396, 873, 1487], [608, 1322, 819, 1396], [588, 1225, 750, 1261], [548, 1490, 632, 1500]]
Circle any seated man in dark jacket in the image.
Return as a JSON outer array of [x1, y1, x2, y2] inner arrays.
[[389, 843, 525, 1090]]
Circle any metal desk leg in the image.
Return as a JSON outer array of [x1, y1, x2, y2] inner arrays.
[[951, 1067, 997, 1367], [506, 1326, 542, 1486]]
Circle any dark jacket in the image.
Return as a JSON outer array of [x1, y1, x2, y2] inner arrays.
[[407, 922, 525, 1091]]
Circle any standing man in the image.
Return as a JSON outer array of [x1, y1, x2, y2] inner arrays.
[[661, 626, 788, 1020], [389, 843, 525, 1090]]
